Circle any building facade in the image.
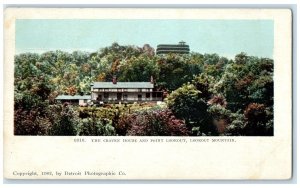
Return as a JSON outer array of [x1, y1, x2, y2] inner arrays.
[[91, 77, 163, 103], [156, 41, 190, 55], [56, 77, 163, 105]]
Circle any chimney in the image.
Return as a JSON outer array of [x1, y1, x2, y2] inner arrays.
[[150, 76, 154, 84], [112, 76, 117, 84]]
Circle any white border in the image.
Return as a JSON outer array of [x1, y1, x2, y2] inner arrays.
[[1, 1, 298, 187]]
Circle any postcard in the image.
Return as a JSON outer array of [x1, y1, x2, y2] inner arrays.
[[4, 8, 292, 179]]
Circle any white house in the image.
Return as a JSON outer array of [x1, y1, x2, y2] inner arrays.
[[55, 76, 163, 105], [91, 76, 163, 103]]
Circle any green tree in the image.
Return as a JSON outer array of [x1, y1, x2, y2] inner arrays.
[[215, 53, 273, 112], [118, 55, 160, 82], [156, 54, 202, 91], [167, 84, 217, 135]]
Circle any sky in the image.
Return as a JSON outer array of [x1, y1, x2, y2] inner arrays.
[[16, 19, 274, 58]]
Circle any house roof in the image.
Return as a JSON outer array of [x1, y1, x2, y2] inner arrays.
[[91, 82, 154, 89], [55, 95, 91, 100]]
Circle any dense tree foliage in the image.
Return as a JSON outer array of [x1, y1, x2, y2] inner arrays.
[[117, 109, 189, 136], [14, 43, 273, 136], [166, 54, 274, 136]]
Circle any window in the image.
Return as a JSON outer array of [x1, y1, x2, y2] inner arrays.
[[84, 99, 87, 103], [117, 93, 122, 100], [146, 93, 150, 98], [104, 93, 109, 98], [104, 88, 108, 92], [138, 94, 142, 101], [138, 89, 142, 92], [123, 88, 128, 92], [123, 94, 128, 100]]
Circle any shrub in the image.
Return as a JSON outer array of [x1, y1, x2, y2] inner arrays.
[[78, 118, 116, 136], [115, 114, 133, 136], [244, 103, 267, 125], [225, 103, 273, 136], [14, 109, 50, 135], [207, 104, 232, 135], [224, 112, 245, 136], [50, 106, 79, 136], [242, 103, 273, 136], [119, 109, 189, 136], [207, 94, 227, 107]]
